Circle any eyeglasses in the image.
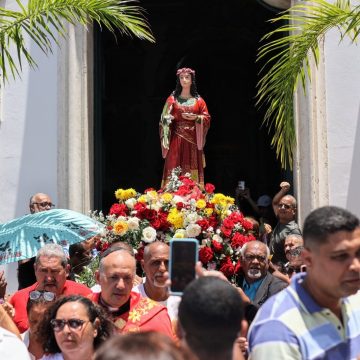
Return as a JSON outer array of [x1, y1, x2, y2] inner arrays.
[[278, 203, 292, 210], [50, 318, 89, 332], [244, 254, 267, 263], [32, 202, 55, 208], [29, 290, 56, 302]]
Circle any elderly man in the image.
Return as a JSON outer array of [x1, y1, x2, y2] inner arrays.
[[269, 181, 302, 265], [133, 241, 180, 324], [17, 193, 55, 290], [10, 244, 91, 332], [284, 234, 304, 276], [178, 276, 246, 360], [238, 241, 287, 314], [90, 247, 173, 337], [248, 206, 360, 359]]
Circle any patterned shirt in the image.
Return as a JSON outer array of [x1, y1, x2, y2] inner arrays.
[[248, 273, 360, 360]]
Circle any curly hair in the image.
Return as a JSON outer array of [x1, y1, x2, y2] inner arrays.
[[38, 295, 115, 354], [173, 71, 200, 98]]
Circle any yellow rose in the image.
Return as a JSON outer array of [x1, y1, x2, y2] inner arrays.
[[225, 196, 235, 205], [211, 193, 226, 205], [115, 188, 124, 200], [161, 193, 173, 203], [196, 199, 206, 209], [204, 208, 213, 216], [167, 208, 184, 229], [137, 195, 147, 203], [113, 221, 128, 236], [123, 188, 137, 200], [174, 231, 185, 238]]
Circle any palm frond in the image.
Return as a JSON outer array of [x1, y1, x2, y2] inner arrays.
[[0, 0, 155, 80], [256, 0, 359, 169]]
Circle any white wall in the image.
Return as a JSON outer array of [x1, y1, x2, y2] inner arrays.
[[325, 29, 360, 217], [0, 0, 58, 293]]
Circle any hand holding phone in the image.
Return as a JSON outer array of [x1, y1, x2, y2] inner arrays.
[[169, 239, 198, 295]]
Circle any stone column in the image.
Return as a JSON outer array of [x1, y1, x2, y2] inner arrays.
[[57, 24, 94, 213], [293, 38, 329, 227]]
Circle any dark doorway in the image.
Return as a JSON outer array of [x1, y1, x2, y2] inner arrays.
[[94, 0, 287, 213]]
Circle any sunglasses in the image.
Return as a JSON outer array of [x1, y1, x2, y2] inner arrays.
[[32, 202, 55, 208], [278, 203, 292, 210], [50, 318, 89, 332], [29, 291, 56, 302]]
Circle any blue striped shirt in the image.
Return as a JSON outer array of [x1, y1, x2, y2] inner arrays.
[[248, 273, 360, 360]]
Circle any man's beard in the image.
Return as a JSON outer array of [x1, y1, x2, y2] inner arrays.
[[247, 269, 262, 279]]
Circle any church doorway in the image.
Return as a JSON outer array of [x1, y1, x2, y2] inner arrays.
[[94, 0, 287, 213]]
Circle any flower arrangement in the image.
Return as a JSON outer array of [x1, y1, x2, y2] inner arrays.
[[88, 167, 256, 283]]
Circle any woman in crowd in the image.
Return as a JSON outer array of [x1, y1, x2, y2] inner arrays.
[[37, 295, 114, 360], [160, 67, 211, 187], [22, 290, 56, 359]]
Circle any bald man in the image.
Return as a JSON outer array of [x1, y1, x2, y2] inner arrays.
[[89, 247, 174, 338]]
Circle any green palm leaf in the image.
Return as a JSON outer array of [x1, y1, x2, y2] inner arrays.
[[257, 0, 359, 169], [0, 0, 154, 80]]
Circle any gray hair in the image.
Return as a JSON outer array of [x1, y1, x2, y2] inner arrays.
[[35, 243, 68, 268], [284, 234, 303, 243], [282, 195, 297, 208], [240, 241, 270, 259]]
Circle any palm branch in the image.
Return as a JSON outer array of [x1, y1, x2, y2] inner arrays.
[[256, 0, 359, 169], [0, 0, 154, 80]]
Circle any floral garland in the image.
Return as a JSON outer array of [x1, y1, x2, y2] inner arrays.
[[86, 167, 256, 284]]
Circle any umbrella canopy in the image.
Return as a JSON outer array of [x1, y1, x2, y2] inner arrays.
[[0, 209, 104, 265]]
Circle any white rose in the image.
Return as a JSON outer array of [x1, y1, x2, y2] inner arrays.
[[185, 212, 199, 225], [186, 223, 202, 238], [127, 217, 140, 230], [172, 195, 184, 204], [141, 226, 157, 243], [125, 198, 137, 209]]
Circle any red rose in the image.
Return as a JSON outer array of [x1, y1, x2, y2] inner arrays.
[[151, 218, 161, 230], [246, 234, 256, 242], [176, 202, 184, 210], [175, 185, 191, 196], [211, 240, 223, 253], [205, 183, 215, 194], [221, 225, 232, 238], [109, 203, 128, 217], [208, 215, 218, 229], [241, 218, 254, 231], [219, 257, 235, 278], [231, 232, 247, 248], [197, 219, 210, 231], [199, 247, 214, 264], [134, 202, 146, 212]]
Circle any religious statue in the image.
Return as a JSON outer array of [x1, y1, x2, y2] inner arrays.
[[160, 68, 211, 187]]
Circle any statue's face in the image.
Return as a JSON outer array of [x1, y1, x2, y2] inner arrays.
[[179, 73, 192, 89]]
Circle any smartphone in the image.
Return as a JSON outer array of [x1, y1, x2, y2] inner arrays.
[[169, 238, 198, 295], [238, 180, 245, 190]]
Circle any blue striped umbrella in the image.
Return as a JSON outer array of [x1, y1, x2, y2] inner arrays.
[[0, 209, 104, 264]]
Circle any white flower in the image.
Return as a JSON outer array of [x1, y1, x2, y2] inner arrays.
[[186, 223, 202, 238], [185, 212, 199, 225], [127, 217, 140, 230], [212, 234, 223, 243], [125, 198, 137, 209], [172, 195, 184, 204], [142, 226, 157, 243]]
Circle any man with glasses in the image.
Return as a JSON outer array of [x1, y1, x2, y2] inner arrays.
[[237, 241, 288, 322], [17, 193, 56, 290], [269, 181, 302, 265], [10, 244, 91, 333]]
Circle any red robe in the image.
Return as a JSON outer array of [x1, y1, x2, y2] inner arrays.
[[89, 292, 174, 338], [160, 95, 211, 187]]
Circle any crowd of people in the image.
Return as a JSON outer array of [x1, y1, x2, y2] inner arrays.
[[1, 185, 360, 360]]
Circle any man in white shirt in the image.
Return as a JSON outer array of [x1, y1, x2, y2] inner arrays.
[[0, 326, 30, 360], [133, 241, 180, 322]]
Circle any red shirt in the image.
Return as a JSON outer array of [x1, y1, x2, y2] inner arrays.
[[10, 280, 91, 333], [89, 291, 174, 338]]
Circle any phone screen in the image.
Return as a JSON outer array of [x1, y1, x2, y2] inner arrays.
[[169, 239, 198, 295]]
